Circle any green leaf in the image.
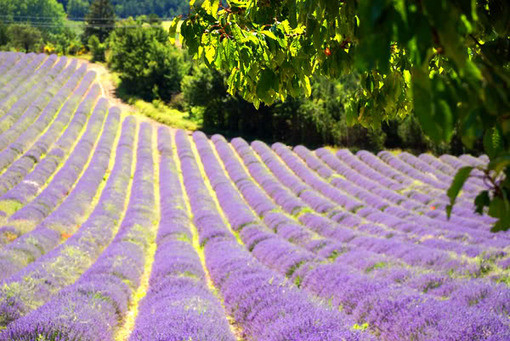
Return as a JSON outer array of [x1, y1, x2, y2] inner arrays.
[[214, 39, 223, 68], [456, 0, 478, 21], [412, 68, 441, 142], [345, 101, 357, 126], [222, 39, 235, 69], [463, 60, 482, 83], [260, 30, 277, 41], [356, 0, 392, 73], [303, 76, 312, 97], [459, 107, 483, 148], [474, 190, 490, 215], [256, 68, 276, 101], [204, 0, 220, 17], [411, 69, 455, 143], [436, 98, 454, 141], [489, 196, 510, 232], [231, 24, 246, 43], [446, 166, 473, 218], [168, 16, 181, 42], [438, 23, 468, 68]]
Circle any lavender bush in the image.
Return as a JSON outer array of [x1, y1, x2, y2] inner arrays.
[[0, 53, 508, 340]]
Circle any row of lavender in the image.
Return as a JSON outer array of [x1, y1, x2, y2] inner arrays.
[[0, 52, 97, 215], [0, 51, 187, 340], [208, 133, 509, 339], [0, 52, 508, 340], [135, 128, 508, 339], [1, 122, 509, 339], [0, 53, 134, 337]]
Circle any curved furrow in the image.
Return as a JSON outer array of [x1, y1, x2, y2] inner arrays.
[[0, 57, 76, 173], [193, 132, 319, 276], [0, 53, 21, 82], [418, 153, 488, 190], [212, 134, 332, 254], [128, 126, 235, 341], [198, 136, 509, 340], [0, 82, 99, 211], [400, 152, 487, 193], [320, 148, 503, 245], [230, 138, 487, 276], [0, 113, 133, 328], [372, 151, 506, 239], [226, 137, 506, 284], [0, 53, 37, 91], [0, 108, 121, 282], [0, 66, 93, 197], [0, 56, 65, 152], [0, 93, 104, 243], [175, 130, 372, 341], [0, 121, 160, 340], [296, 145, 506, 252], [0, 54, 49, 134]]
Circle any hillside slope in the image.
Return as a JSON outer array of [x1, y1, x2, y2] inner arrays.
[[0, 53, 508, 341]]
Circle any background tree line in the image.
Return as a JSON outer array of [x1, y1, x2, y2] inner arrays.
[[0, 0, 188, 54], [57, 0, 188, 18], [0, 0, 84, 54]]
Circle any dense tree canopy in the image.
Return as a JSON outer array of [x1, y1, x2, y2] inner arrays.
[[172, 0, 510, 231], [108, 18, 187, 101], [0, 0, 66, 33], [67, 0, 90, 18], [84, 0, 115, 43], [57, 0, 188, 18], [110, 0, 188, 18], [6, 24, 43, 52]]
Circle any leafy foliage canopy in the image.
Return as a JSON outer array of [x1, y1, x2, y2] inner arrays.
[[172, 0, 510, 230]]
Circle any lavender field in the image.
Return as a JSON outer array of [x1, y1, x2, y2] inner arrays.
[[0, 52, 508, 340]]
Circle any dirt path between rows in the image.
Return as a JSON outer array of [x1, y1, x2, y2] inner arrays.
[[71, 57, 188, 133], [74, 58, 136, 115]]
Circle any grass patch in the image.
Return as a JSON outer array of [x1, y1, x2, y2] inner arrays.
[[175, 232, 192, 243], [110, 74, 199, 130], [286, 260, 306, 277], [365, 262, 387, 273], [293, 275, 302, 287], [177, 271, 201, 280], [327, 249, 342, 261], [70, 52, 93, 62], [324, 145, 340, 153], [292, 206, 314, 218], [0, 200, 22, 216], [130, 99, 200, 130]]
